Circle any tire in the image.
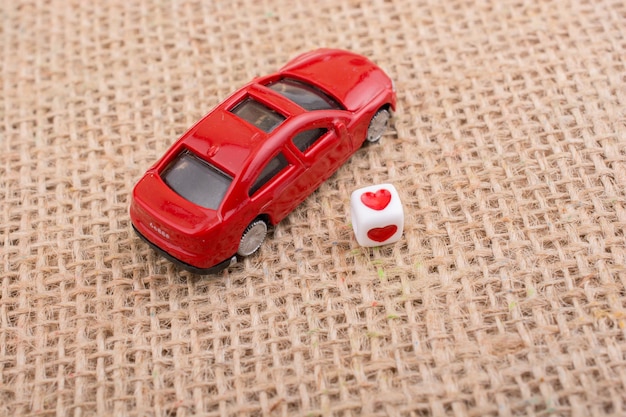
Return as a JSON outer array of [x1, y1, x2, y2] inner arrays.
[[365, 108, 391, 143], [237, 219, 268, 257]]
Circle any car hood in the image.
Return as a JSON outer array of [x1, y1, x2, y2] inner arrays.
[[279, 48, 391, 112]]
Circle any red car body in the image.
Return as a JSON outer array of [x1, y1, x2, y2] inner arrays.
[[130, 49, 396, 273]]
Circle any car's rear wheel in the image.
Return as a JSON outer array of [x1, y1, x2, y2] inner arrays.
[[365, 108, 391, 143], [237, 219, 268, 257]]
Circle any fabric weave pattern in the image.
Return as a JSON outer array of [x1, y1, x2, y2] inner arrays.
[[1, 0, 625, 415]]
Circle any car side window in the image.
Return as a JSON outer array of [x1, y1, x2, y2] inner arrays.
[[249, 152, 289, 196], [292, 128, 328, 153]]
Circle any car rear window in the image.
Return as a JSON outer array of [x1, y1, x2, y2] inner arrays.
[[162, 151, 232, 210], [230, 97, 286, 133], [266, 78, 343, 111]]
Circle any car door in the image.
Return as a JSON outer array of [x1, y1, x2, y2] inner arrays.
[[246, 148, 305, 224], [287, 115, 352, 199]]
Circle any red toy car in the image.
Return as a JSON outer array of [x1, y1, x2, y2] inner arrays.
[[130, 49, 396, 274]]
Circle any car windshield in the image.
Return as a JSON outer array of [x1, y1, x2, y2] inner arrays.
[[162, 151, 232, 210], [266, 78, 343, 111]]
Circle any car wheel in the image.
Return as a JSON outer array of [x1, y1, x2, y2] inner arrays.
[[365, 108, 391, 143], [237, 219, 268, 257]]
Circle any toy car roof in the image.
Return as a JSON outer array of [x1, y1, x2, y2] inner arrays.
[[170, 49, 389, 176]]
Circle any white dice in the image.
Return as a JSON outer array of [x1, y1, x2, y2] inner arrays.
[[350, 183, 404, 247]]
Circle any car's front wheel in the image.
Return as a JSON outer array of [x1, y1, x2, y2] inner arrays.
[[365, 108, 391, 143], [237, 219, 268, 257]]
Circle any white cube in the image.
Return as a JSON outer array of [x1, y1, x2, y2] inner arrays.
[[350, 183, 404, 247]]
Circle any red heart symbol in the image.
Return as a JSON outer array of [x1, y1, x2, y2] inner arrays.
[[367, 225, 398, 242], [360, 189, 392, 210]]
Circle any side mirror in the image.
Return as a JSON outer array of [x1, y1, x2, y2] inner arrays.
[[333, 120, 348, 137]]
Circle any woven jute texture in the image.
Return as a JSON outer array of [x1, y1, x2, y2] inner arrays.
[[2, 0, 626, 415]]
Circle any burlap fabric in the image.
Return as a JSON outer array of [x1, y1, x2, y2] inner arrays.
[[2, 0, 625, 415]]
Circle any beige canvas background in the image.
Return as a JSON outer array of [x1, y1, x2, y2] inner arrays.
[[1, 0, 625, 416]]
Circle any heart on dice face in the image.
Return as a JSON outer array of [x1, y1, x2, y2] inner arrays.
[[367, 225, 398, 242], [360, 189, 392, 211]]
